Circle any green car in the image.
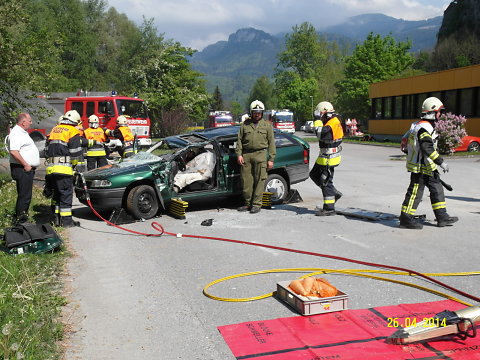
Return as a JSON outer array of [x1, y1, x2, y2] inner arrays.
[[74, 126, 310, 219]]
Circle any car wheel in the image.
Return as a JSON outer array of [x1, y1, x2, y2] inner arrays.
[[265, 174, 288, 205], [126, 185, 159, 220], [467, 141, 480, 152]]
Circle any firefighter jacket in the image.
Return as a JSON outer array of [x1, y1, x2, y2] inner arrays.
[[84, 127, 107, 157], [406, 120, 444, 176], [313, 116, 344, 167], [46, 124, 89, 175], [235, 119, 276, 162]]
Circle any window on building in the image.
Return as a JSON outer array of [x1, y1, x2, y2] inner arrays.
[[393, 96, 403, 119], [459, 88, 474, 117], [383, 97, 392, 119], [443, 90, 457, 114]]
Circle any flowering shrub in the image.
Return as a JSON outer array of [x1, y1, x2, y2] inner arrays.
[[435, 113, 467, 154]]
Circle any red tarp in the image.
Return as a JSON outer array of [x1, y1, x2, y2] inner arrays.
[[218, 300, 480, 359]]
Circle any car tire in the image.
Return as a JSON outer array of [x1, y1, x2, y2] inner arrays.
[[265, 174, 288, 205], [467, 141, 480, 152], [126, 185, 159, 220]]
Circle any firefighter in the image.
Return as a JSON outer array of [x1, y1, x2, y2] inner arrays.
[[104, 115, 135, 158], [400, 97, 458, 229], [309, 101, 344, 216], [45, 110, 89, 227], [235, 100, 276, 214], [84, 115, 108, 170]]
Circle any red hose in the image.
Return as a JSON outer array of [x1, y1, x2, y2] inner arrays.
[[85, 199, 480, 304]]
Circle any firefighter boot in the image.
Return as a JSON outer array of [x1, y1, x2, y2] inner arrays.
[[61, 216, 80, 228], [399, 213, 423, 229], [435, 210, 458, 227], [334, 190, 343, 202], [13, 212, 29, 225]]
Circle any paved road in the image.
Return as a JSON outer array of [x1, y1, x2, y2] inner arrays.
[[63, 143, 480, 360]]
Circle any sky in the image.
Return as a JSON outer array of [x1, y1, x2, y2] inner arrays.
[[107, 0, 451, 50]]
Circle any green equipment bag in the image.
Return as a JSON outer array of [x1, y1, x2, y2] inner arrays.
[[1, 223, 63, 255]]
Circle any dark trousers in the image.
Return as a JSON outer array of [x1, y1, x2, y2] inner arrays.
[[10, 164, 35, 216], [51, 174, 74, 219], [87, 156, 108, 171], [401, 172, 447, 218], [309, 164, 338, 211]]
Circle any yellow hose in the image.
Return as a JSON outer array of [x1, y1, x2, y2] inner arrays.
[[203, 268, 479, 306]]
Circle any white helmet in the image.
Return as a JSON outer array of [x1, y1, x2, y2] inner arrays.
[[57, 115, 63, 124], [315, 101, 335, 119], [250, 100, 265, 115], [61, 110, 81, 125], [422, 97, 444, 113], [88, 115, 100, 128], [117, 115, 128, 126]]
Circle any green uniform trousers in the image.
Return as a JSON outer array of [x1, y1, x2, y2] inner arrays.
[[240, 149, 267, 207]]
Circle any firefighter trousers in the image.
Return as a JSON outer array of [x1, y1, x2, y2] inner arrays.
[[309, 164, 338, 211], [87, 156, 108, 171], [401, 172, 448, 218], [51, 174, 75, 224], [240, 150, 267, 207]]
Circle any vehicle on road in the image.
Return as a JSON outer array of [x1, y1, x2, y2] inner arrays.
[[265, 109, 295, 134], [75, 126, 310, 219]]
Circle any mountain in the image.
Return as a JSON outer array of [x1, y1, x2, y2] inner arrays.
[[190, 14, 442, 105], [321, 13, 442, 52]]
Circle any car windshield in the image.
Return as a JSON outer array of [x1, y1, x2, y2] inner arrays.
[[116, 99, 148, 118], [215, 116, 233, 123], [117, 152, 164, 167], [275, 114, 293, 122]]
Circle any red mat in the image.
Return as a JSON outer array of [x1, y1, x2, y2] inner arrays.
[[218, 300, 480, 359]]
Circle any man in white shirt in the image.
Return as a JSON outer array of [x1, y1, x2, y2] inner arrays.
[[8, 113, 40, 224]]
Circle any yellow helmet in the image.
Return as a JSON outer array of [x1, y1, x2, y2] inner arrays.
[[61, 110, 81, 125], [117, 115, 128, 126]]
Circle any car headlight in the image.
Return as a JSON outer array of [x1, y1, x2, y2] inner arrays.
[[90, 179, 112, 188]]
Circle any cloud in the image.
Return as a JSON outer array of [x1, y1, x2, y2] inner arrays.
[[107, 0, 448, 50]]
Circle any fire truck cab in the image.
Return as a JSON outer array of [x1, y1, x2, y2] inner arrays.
[[205, 111, 234, 128], [64, 94, 152, 147], [265, 109, 295, 134]]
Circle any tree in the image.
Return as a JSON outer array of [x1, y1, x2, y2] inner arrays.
[[274, 22, 343, 122], [247, 76, 276, 110], [335, 33, 414, 121], [229, 101, 243, 121], [129, 19, 210, 129], [212, 86, 223, 110]]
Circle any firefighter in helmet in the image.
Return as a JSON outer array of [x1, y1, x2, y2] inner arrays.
[[45, 110, 89, 227], [84, 115, 108, 170], [309, 101, 344, 216], [235, 100, 276, 214], [104, 115, 135, 158], [400, 97, 458, 229]]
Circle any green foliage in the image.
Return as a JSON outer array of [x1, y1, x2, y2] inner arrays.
[[212, 86, 224, 111], [247, 76, 277, 110], [229, 101, 244, 121], [274, 22, 344, 122], [335, 33, 414, 120], [0, 180, 67, 360]]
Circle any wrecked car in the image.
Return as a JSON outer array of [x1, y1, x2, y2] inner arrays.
[[74, 126, 310, 219]]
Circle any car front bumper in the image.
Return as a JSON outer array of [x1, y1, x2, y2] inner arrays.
[[75, 186, 126, 211]]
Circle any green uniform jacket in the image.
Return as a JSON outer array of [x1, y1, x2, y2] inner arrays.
[[236, 119, 276, 161]]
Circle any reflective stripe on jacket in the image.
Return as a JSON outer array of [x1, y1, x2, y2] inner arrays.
[[405, 120, 442, 175], [315, 116, 344, 166]]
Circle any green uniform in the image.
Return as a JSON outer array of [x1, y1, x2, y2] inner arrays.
[[236, 118, 276, 207]]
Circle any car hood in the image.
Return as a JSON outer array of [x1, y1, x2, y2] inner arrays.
[[84, 152, 167, 179]]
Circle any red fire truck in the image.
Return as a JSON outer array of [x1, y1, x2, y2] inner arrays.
[[26, 93, 151, 149], [64, 94, 151, 147], [205, 111, 234, 128], [265, 109, 295, 134]]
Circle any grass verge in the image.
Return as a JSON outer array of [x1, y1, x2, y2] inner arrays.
[[0, 173, 67, 360]]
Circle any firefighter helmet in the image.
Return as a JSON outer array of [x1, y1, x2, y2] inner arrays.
[[88, 115, 100, 128], [421, 97, 445, 120], [117, 115, 127, 126], [249, 100, 265, 115], [61, 110, 81, 125]]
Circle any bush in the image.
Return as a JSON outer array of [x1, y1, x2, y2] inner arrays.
[[436, 113, 467, 155]]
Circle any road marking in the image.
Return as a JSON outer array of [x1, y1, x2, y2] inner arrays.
[[328, 234, 370, 249]]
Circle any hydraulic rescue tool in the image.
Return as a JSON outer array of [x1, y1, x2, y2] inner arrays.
[[387, 305, 480, 344]]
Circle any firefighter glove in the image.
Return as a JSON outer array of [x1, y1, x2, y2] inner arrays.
[[440, 162, 449, 173]]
